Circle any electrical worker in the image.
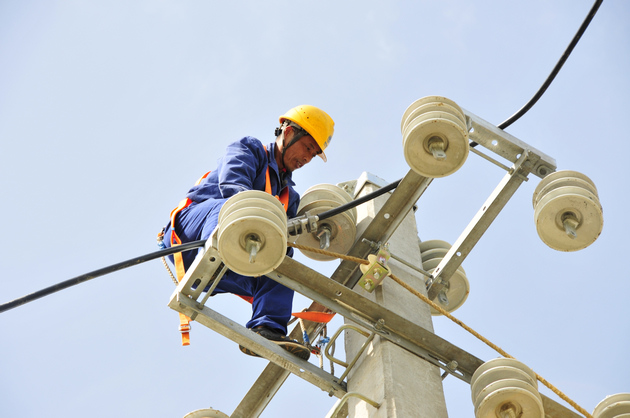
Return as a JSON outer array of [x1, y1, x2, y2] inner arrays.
[[161, 105, 334, 360]]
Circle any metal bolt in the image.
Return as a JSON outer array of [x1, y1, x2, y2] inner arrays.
[[374, 318, 385, 331]]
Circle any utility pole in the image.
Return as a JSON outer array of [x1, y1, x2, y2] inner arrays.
[[343, 175, 448, 418]]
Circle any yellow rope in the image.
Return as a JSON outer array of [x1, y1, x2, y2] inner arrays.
[[288, 242, 592, 418]]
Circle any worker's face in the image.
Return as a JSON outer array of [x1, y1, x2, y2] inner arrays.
[[283, 131, 322, 171]]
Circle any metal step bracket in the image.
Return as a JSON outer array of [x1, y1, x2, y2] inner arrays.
[[324, 324, 377, 382], [325, 392, 382, 418]]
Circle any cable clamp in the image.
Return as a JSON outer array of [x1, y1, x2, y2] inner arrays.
[[357, 244, 391, 292]]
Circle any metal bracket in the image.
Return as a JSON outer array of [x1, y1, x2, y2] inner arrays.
[[427, 150, 536, 300], [287, 212, 319, 237], [463, 109, 557, 179], [170, 232, 228, 306], [357, 245, 391, 292]]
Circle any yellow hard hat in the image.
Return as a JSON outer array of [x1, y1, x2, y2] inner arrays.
[[279, 105, 334, 162]]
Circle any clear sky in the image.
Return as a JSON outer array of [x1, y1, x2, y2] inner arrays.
[[1, 1, 628, 417]]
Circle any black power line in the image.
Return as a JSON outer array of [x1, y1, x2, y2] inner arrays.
[[0, 240, 206, 314], [470, 0, 603, 147]]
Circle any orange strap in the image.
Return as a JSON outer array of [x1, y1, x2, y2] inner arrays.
[[171, 146, 290, 346], [238, 296, 335, 324], [265, 163, 290, 212], [291, 311, 336, 324]]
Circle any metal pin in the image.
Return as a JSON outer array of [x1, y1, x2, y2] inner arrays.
[[245, 235, 262, 263], [562, 213, 579, 239], [316, 225, 332, 250], [428, 136, 447, 161]]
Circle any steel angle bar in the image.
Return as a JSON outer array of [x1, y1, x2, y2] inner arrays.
[[337, 169, 433, 288], [230, 366, 290, 418], [168, 293, 347, 399], [427, 151, 534, 301], [171, 233, 227, 303], [463, 109, 557, 179], [272, 258, 582, 418], [271, 257, 479, 382]]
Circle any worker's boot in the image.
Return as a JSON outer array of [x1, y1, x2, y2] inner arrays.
[[239, 325, 310, 360]]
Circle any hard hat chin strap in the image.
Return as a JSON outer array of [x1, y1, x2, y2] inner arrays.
[[278, 123, 308, 172]]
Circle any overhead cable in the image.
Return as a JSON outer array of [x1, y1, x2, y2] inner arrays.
[[471, 0, 603, 147], [0, 240, 206, 314]]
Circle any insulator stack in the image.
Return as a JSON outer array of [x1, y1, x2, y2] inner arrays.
[[401, 96, 469, 178], [471, 358, 544, 418], [419, 239, 470, 315], [533, 170, 603, 251], [592, 393, 630, 418], [292, 184, 357, 261], [216, 190, 288, 276], [183, 408, 229, 418]]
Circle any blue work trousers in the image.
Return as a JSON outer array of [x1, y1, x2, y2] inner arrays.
[[163, 198, 294, 334]]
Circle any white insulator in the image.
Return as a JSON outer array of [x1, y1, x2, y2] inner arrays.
[[532, 170, 599, 208], [217, 191, 287, 276], [183, 408, 229, 418], [219, 195, 288, 227], [422, 257, 469, 315], [593, 393, 630, 418], [420, 248, 467, 274], [471, 358, 543, 418], [534, 185, 603, 252], [402, 96, 469, 178], [300, 183, 355, 206], [401, 96, 466, 132], [293, 184, 357, 261], [472, 358, 538, 385], [475, 381, 544, 418], [419, 239, 452, 253], [418, 239, 469, 315], [471, 360, 538, 403]]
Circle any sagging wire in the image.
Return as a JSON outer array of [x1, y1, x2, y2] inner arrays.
[[0, 240, 206, 314], [470, 0, 604, 147]]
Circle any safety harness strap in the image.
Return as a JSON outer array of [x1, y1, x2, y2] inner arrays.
[[168, 171, 210, 346]]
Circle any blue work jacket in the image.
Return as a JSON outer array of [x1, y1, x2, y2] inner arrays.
[[186, 136, 300, 220]]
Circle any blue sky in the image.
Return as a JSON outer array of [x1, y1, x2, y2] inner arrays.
[[1, 1, 628, 417]]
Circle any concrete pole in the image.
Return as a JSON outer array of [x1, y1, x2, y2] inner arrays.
[[344, 174, 449, 418]]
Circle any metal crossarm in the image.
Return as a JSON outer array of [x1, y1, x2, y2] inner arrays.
[[272, 257, 478, 382], [464, 109, 556, 179], [271, 257, 581, 418]]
